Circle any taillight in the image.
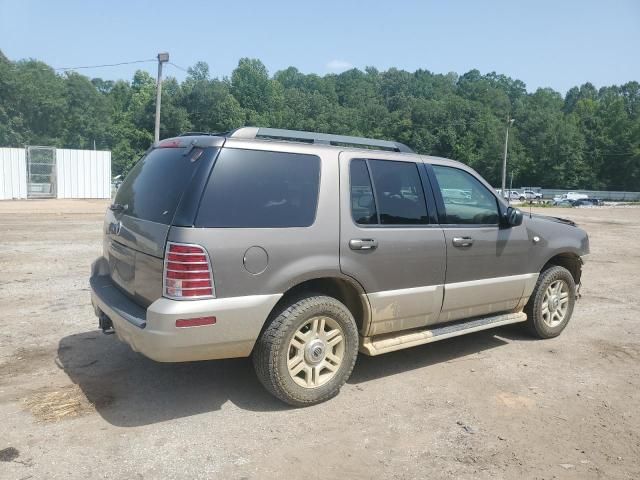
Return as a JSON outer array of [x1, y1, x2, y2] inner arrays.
[[157, 139, 182, 148], [163, 242, 215, 299]]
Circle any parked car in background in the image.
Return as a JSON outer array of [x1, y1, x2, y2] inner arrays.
[[553, 192, 589, 203], [441, 188, 472, 203], [573, 198, 602, 207], [552, 197, 602, 208], [522, 190, 543, 200], [91, 127, 589, 406], [501, 190, 524, 201]]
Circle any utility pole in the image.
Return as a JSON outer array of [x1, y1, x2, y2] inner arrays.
[[501, 117, 515, 195], [154, 52, 170, 144]]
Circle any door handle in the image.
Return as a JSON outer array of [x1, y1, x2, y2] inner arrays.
[[452, 236, 474, 247], [349, 238, 378, 250]]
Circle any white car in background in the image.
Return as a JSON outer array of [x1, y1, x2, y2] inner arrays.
[[442, 188, 472, 203], [501, 190, 524, 201], [553, 192, 589, 203], [522, 190, 543, 200]]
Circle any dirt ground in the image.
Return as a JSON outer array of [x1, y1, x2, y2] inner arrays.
[[0, 199, 639, 480]]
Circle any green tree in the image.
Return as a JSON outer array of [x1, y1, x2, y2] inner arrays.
[[3, 60, 66, 145], [181, 61, 244, 132], [231, 58, 282, 117], [0, 51, 638, 188], [63, 72, 111, 149]]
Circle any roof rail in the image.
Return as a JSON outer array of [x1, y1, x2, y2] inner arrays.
[[178, 131, 220, 137], [228, 127, 414, 153]]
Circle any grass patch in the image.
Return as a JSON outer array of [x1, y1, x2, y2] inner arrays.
[[23, 384, 95, 422]]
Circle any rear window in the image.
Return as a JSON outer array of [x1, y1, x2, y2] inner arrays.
[[195, 148, 320, 228], [114, 147, 208, 224]]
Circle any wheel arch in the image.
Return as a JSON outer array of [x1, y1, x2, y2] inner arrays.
[[542, 252, 583, 284], [265, 276, 371, 335]]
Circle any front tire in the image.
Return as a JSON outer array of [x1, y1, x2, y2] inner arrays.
[[253, 295, 359, 407], [524, 266, 576, 338]]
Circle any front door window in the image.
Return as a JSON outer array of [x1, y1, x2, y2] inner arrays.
[[432, 165, 499, 225]]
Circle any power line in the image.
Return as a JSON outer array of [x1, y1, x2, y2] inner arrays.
[[54, 59, 156, 71], [168, 62, 189, 73]]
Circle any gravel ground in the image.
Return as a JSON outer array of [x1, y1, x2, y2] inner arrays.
[[0, 199, 639, 480]]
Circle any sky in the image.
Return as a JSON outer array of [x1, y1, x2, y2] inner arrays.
[[1, 0, 639, 94]]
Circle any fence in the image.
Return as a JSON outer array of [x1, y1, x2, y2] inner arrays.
[[0, 147, 111, 200], [512, 186, 639, 201], [0, 148, 27, 200], [539, 189, 640, 201], [56, 149, 111, 198]]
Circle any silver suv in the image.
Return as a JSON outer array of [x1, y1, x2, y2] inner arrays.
[[90, 127, 589, 406]]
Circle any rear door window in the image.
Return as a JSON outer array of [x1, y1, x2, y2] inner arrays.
[[350, 159, 377, 224], [369, 160, 429, 225], [349, 159, 429, 225], [114, 147, 210, 225], [195, 148, 320, 228]]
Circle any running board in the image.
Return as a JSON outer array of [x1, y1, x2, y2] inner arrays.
[[360, 312, 527, 356]]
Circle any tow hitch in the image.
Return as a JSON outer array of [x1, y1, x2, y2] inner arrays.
[[98, 312, 115, 335]]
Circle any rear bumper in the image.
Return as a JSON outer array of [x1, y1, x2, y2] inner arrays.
[[90, 257, 281, 362]]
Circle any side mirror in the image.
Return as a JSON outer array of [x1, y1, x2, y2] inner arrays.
[[506, 206, 523, 227]]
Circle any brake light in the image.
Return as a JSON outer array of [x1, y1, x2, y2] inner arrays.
[[158, 139, 182, 148], [163, 242, 215, 299]]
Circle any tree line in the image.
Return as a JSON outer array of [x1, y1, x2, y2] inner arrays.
[[1, 51, 638, 190]]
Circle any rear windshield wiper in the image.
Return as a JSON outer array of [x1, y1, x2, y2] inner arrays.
[[109, 203, 127, 212]]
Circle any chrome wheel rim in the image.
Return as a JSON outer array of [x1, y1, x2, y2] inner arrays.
[[541, 280, 570, 328], [287, 316, 345, 388]]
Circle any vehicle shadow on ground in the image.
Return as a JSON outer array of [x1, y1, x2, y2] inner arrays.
[[348, 325, 532, 384], [57, 325, 525, 427]]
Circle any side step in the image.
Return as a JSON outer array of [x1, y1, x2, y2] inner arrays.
[[360, 312, 527, 356]]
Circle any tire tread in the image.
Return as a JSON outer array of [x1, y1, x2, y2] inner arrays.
[[253, 295, 358, 407], [524, 265, 576, 338]]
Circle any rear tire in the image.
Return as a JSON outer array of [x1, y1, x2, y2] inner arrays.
[[524, 266, 576, 338], [253, 295, 359, 407]]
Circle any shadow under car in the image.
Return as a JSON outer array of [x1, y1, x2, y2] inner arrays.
[[57, 323, 525, 427]]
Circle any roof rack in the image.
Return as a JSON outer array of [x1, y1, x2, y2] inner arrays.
[[227, 127, 414, 153], [178, 131, 222, 137]]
